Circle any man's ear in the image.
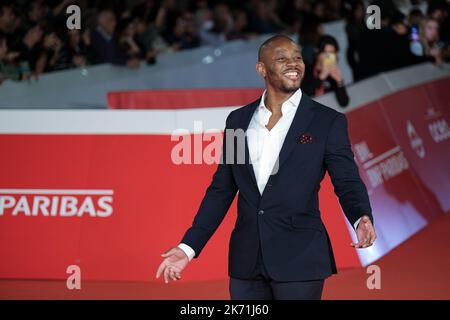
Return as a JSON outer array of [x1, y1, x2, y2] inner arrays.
[[256, 62, 266, 78]]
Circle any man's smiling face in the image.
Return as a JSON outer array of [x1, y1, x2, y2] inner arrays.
[[257, 38, 305, 93]]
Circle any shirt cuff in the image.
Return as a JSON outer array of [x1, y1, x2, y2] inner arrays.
[[353, 217, 363, 230], [178, 243, 195, 261]]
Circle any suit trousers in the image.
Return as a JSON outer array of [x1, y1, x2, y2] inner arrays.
[[229, 246, 324, 300]]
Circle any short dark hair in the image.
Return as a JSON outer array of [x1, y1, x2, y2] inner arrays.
[[0, 0, 17, 16], [317, 35, 339, 53], [427, 0, 447, 15], [258, 34, 296, 61]]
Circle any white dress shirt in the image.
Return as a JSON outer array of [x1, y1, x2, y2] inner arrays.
[[247, 88, 302, 195], [178, 88, 361, 261]]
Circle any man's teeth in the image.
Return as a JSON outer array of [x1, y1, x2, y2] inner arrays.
[[285, 72, 299, 79]]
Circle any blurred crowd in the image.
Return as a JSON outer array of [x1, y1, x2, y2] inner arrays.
[[302, 0, 450, 106], [1, 0, 449, 99]]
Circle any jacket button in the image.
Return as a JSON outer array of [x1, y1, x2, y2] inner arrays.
[[258, 210, 264, 215]]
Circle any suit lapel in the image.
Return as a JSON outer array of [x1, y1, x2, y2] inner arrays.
[[277, 94, 316, 170], [237, 94, 316, 188], [239, 100, 259, 187]]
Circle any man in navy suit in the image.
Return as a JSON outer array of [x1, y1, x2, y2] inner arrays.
[[156, 35, 376, 300]]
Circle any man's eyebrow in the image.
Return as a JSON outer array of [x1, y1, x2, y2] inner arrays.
[[273, 49, 302, 56]]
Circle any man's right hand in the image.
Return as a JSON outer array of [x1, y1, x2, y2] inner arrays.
[[156, 247, 189, 283]]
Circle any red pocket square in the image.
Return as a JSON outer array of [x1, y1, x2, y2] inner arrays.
[[298, 133, 314, 144]]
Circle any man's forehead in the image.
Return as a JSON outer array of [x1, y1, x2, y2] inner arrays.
[[264, 46, 301, 60], [272, 44, 301, 53], [266, 38, 300, 50], [258, 36, 302, 61]]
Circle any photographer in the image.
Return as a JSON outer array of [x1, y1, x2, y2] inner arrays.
[[302, 35, 349, 107]]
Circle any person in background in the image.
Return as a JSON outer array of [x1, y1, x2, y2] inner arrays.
[[418, 17, 446, 64], [0, 1, 20, 52], [248, 0, 284, 34], [430, 0, 450, 44], [90, 8, 140, 69], [117, 17, 143, 62], [34, 26, 66, 75], [23, 0, 49, 30], [13, 24, 43, 80], [0, 33, 7, 82], [62, 29, 90, 69], [156, 0, 189, 46], [345, 0, 365, 81], [298, 14, 323, 67], [426, 0, 449, 60], [310, 0, 327, 22], [194, 0, 213, 33], [0, 2, 22, 82], [133, 16, 165, 65], [323, 0, 345, 22], [302, 35, 349, 107], [279, 0, 312, 35], [427, 0, 447, 24], [199, 3, 232, 47], [384, 13, 426, 70], [408, 8, 424, 28], [164, 12, 201, 51], [356, 0, 405, 79], [0, 32, 21, 83], [0, 1, 16, 33], [227, 8, 255, 41], [130, 2, 169, 65]]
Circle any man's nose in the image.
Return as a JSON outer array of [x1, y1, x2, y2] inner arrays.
[[285, 58, 300, 67]]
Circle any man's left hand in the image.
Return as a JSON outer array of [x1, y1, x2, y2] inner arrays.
[[351, 215, 376, 248]]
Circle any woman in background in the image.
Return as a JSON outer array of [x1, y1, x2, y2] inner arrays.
[[302, 35, 349, 108], [419, 17, 445, 65]]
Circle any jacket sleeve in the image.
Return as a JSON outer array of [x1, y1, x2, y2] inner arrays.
[[334, 83, 350, 107], [324, 112, 373, 226], [180, 113, 238, 258]]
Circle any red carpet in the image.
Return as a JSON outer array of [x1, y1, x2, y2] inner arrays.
[[1, 213, 449, 300]]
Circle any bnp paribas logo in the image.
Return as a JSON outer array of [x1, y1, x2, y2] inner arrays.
[[0, 188, 113, 217]]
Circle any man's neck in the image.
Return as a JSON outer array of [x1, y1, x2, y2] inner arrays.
[[264, 87, 296, 114]]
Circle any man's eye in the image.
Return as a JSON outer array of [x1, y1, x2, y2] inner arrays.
[[276, 57, 285, 61]]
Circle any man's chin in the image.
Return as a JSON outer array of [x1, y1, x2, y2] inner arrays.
[[281, 84, 301, 93], [280, 78, 302, 92]]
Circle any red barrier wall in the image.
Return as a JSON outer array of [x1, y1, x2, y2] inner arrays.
[[0, 77, 449, 281]]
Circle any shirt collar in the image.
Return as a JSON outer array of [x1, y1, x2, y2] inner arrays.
[[97, 26, 113, 41], [258, 88, 302, 115]]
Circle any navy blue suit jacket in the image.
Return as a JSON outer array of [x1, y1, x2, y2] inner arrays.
[[181, 94, 373, 281]]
